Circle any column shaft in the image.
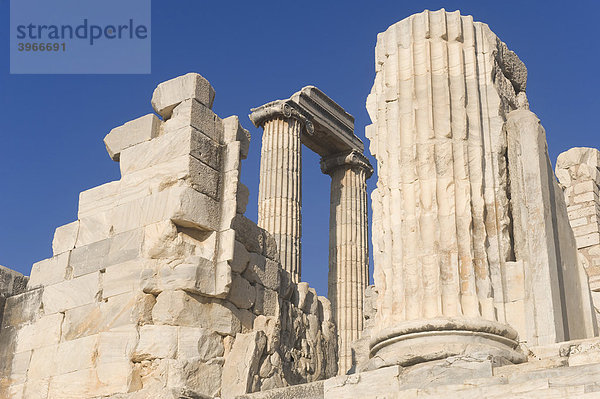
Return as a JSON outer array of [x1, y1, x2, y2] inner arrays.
[[258, 117, 302, 282], [323, 151, 372, 374], [365, 9, 527, 368]]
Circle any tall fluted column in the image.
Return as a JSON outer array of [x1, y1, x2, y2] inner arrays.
[[322, 150, 373, 374], [250, 101, 313, 282], [365, 9, 529, 367]]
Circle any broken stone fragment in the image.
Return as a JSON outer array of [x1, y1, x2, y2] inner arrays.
[[41, 271, 101, 315], [229, 240, 250, 274], [152, 290, 241, 336], [27, 252, 70, 289], [227, 273, 255, 310], [104, 114, 161, 161], [243, 253, 280, 292], [177, 326, 224, 360], [221, 330, 266, 399], [51, 220, 79, 256], [140, 256, 231, 299], [152, 73, 216, 119], [133, 324, 178, 361], [222, 115, 251, 160]]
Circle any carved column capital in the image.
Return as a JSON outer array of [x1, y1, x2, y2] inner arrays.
[[249, 100, 314, 135], [320, 150, 374, 178]]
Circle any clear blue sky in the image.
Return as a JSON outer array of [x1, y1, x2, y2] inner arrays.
[[1, 1, 599, 297]]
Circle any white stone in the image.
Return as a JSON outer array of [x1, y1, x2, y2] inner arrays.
[[41, 272, 100, 314], [506, 109, 596, 344], [104, 113, 161, 161], [54, 335, 98, 375], [152, 73, 216, 118], [576, 232, 600, 248], [152, 290, 241, 336], [102, 259, 147, 299], [27, 252, 70, 289], [142, 220, 190, 259], [164, 358, 223, 397], [162, 99, 223, 144], [47, 366, 134, 398], [365, 9, 534, 367], [163, 186, 221, 231], [51, 221, 79, 255], [61, 292, 154, 341], [75, 211, 113, 247], [8, 350, 31, 385], [133, 324, 178, 361], [21, 348, 54, 386], [221, 331, 266, 399], [141, 256, 231, 298], [573, 223, 599, 238], [222, 115, 250, 160], [15, 313, 63, 352], [574, 180, 597, 195], [97, 325, 139, 364], [119, 124, 221, 176], [77, 180, 120, 220], [69, 238, 110, 277], [121, 153, 221, 201], [177, 327, 224, 360]]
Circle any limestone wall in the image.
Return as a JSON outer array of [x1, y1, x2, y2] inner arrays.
[[0, 73, 336, 399], [0, 266, 28, 342], [557, 147, 600, 324]]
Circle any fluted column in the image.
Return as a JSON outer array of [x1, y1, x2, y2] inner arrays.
[[322, 150, 373, 374], [250, 101, 314, 282], [364, 9, 528, 368]]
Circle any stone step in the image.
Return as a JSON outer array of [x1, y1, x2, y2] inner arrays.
[[417, 362, 600, 398]]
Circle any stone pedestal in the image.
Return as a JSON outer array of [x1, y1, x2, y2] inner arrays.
[[321, 150, 373, 374]]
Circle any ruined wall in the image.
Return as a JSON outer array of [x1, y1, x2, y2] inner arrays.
[[0, 73, 336, 399], [557, 147, 600, 325], [0, 266, 28, 344]]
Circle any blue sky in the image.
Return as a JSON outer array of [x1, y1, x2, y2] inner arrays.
[[1, 0, 599, 297]]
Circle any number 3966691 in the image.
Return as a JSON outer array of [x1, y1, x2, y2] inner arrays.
[[17, 43, 66, 51]]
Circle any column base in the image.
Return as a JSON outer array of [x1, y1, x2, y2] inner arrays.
[[368, 318, 526, 368]]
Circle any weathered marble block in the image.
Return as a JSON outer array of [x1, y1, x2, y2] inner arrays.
[[152, 72, 216, 118], [104, 113, 161, 161]]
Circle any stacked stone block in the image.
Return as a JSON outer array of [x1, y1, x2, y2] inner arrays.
[[556, 147, 600, 322], [0, 266, 28, 329], [0, 73, 336, 399]]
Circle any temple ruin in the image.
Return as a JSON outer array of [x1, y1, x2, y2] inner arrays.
[[249, 88, 373, 373], [2, 8, 600, 399]]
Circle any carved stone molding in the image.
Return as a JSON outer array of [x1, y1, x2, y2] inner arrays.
[[249, 100, 314, 135], [320, 150, 374, 177]]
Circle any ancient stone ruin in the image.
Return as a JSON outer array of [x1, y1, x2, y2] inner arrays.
[[2, 8, 600, 399]]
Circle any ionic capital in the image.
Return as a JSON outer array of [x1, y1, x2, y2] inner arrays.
[[320, 150, 374, 178], [249, 100, 314, 135]]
